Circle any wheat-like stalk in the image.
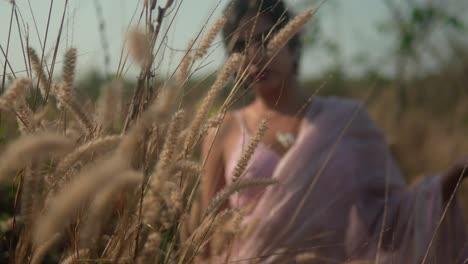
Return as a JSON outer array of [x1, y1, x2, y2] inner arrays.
[[157, 110, 185, 170], [56, 87, 95, 135], [80, 171, 143, 250], [27, 47, 50, 98], [180, 208, 240, 263], [128, 30, 150, 66], [205, 178, 277, 215], [0, 78, 30, 110], [266, 8, 313, 57], [0, 133, 73, 183], [177, 40, 194, 85], [182, 53, 242, 156], [60, 48, 77, 104], [30, 233, 61, 264], [231, 119, 268, 182], [137, 231, 162, 264], [95, 79, 124, 133], [15, 99, 34, 133], [50, 135, 122, 187], [34, 157, 135, 245], [195, 16, 227, 59]]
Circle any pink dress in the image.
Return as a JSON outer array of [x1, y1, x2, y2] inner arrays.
[[221, 97, 467, 263], [224, 112, 280, 208]]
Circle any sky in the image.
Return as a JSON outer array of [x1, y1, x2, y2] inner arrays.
[[0, 0, 430, 81]]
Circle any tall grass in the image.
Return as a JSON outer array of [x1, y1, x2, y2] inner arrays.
[[0, 1, 316, 263]]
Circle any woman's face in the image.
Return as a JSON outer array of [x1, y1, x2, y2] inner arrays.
[[228, 12, 297, 94]]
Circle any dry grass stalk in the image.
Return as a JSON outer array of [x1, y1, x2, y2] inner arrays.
[[0, 133, 73, 183], [137, 231, 162, 264], [205, 178, 277, 215], [177, 40, 194, 85], [20, 162, 43, 225], [0, 78, 30, 110], [50, 135, 122, 187], [266, 8, 313, 57], [60, 48, 77, 104], [158, 110, 185, 170], [182, 53, 242, 157], [128, 30, 150, 66], [210, 208, 243, 256], [30, 233, 61, 264], [96, 79, 124, 133], [27, 47, 50, 98], [117, 108, 164, 169], [181, 208, 239, 263], [15, 99, 35, 133], [80, 171, 143, 250], [195, 16, 227, 59], [55, 85, 95, 135], [34, 157, 136, 245], [231, 119, 268, 182]]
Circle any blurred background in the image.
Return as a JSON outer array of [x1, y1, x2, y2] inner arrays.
[[1, 0, 468, 217]]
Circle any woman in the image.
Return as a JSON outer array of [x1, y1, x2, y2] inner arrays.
[[201, 0, 467, 263]]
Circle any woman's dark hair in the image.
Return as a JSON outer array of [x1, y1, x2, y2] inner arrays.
[[222, 0, 302, 71]]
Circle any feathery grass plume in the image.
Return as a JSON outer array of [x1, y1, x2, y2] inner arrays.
[[182, 53, 242, 156], [232, 119, 268, 182], [295, 252, 318, 263], [210, 208, 243, 256], [128, 30, 150, 66], [15, 99, 34, 133], [96, 79, 124, 133], [50, 135, 122, 186], [137, 231, 162, 264], [158, 110, 185, 169], [30, 233, 61, 264], [55, 83, 95, 135], [144, 124, 162, 163], [60, 48, 77, 105], [30, 102, 51, 127], [205, 178, 277, 215], [34, 157, 134, 245], [143, 168, 183, 229], [266, 8, 313, 57], [152, 82, 182, 115], [0, 133, 73, 183], [28, 47, 50, 98], [195, 16, 227, 59], [0, 78, 30, 110], [80, 171, 143, 250], [20, 162, 44, 226], [181, 208, 239, 263], [0, 79, 33, 133], [176, 160, 202, 195], [177, 40, 194, 86], [198, 113, 224, 138], [117, 87, 176, 168], [117, 108, 161, 168]]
